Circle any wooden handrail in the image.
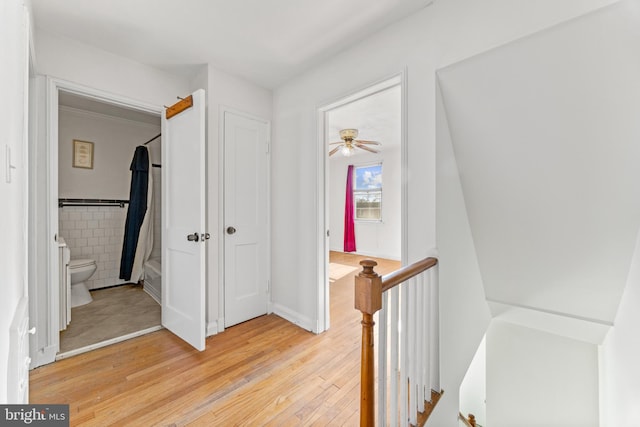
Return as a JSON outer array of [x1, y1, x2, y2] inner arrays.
[[381, 257, 438, 293], [458, 412, 477, 427], [354, 256, 438, 426]]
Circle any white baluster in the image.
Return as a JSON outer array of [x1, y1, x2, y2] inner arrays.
[[390, 286, 399, 427], [408, 277, 418, 426], [378, 293, 388, 426], [400, 284, 408, 426], [430, 264, 440, 392]]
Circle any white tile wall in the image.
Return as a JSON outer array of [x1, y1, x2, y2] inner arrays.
[[58, 206, 127, 290]]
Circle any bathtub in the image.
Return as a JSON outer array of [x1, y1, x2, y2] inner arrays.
[[144, 258, 161, 304]]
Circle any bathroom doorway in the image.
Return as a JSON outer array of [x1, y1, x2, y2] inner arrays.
[[27, 78, 167, 365], [29, 79, 207, 367], [55, 91, 163, 358]]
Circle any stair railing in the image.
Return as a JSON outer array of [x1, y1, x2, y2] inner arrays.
[[459, 412, 478, 427], [355, 256, 440, 426]]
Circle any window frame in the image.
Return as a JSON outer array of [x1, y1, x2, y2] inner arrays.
[[353, 162, 383, 222]]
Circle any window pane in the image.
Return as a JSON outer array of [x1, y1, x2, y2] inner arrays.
[[354, 164, 382, 220], [355, 164, 382, 190], [355, 190, 381, 220]]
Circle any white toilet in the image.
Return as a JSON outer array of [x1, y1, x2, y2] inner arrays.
[[69, 259, 96, 307]]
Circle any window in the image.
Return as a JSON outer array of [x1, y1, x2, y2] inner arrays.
[[354, 163, 382, 220]]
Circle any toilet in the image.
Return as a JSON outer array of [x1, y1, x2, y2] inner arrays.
[[69, 259, 96, 307]]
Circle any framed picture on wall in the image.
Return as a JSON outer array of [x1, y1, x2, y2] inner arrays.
[[73, 139, 94, 169]]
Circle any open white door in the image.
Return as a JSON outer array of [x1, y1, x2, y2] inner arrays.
[[162, 89, 207, 351]]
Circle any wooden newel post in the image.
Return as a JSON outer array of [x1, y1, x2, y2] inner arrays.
[[355, 260, 382, 427]]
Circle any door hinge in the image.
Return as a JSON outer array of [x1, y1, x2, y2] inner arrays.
[[267, 279, 270, 294], [266, 141, 270, 154]]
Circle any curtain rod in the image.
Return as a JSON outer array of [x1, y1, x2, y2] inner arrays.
[[58, 198, 129, 208], [143, 133, 161, 145]]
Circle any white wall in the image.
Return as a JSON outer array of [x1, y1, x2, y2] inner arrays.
[[459, 335, 486, 426], [0, 0, 30, 403], [600, 229, 640, 427], [437, 0, 640, 326], [58, 107, 160, 199], [487, 320, 599, 427], [205, 67, 273, 334], [440, 3, 640, 422], [435, 83, 493, 424], [58, 108, 160, 287], [33, 28, 273, 341], [328, 148, 401, 260], [272, 0, 613, 420], [34, 29, 191, 107], [30, 28, 189, 366], [271, 0, 617, 317]]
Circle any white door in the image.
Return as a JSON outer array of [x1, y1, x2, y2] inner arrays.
[[224, 112, 269, 328], [162, 89, 207, 351]]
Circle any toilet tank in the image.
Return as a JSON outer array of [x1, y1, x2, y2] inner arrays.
[[58, 237, 71, 330]]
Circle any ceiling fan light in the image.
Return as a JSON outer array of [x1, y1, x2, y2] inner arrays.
[[341, 145, 354, 156]]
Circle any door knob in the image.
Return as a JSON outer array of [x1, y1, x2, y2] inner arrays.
[[187, 232, 200, 242], [226, 226, 236, 235]]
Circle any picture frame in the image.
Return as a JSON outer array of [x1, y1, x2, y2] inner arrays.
[[73, 139, 94, 169]]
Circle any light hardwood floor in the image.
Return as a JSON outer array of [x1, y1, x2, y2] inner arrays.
[[30, 252, 400, 426]]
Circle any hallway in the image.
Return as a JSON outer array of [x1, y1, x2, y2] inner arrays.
[[30, 253, 399, 425]]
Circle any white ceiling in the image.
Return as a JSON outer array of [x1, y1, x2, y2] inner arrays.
[[59, 91, 161, 126], [326, 84, 401, 158], [30, 0, 433, 89]]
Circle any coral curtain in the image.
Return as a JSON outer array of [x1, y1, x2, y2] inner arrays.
[[344, 164, 357, 252], [119, 145, 154, 281]]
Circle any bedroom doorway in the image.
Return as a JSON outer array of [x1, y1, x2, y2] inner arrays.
[[317, 73, 407, 331]]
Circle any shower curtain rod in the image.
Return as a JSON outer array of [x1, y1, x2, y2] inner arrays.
[[143, 133, 161, 145], [59, 198, 129, 208], [142, 135, 162, 167]]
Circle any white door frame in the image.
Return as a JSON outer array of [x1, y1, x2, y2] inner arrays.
[[35, 77, 162, 365], [316, 71, 408, 333], [218, 106, 272, 333]]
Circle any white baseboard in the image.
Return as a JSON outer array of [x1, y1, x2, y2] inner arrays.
[[271, 303, 314, 332], [30, 344, 57, 369], [143, 283, 161, 305]]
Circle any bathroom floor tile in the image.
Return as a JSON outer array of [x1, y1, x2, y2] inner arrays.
[[59, 284, 160, 353]]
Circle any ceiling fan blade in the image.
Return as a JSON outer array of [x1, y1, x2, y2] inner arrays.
[[329, 146, 340, 156], [329, 141, 344, 145], [356, 143, 379, 154], [354, 139, 381, 145]]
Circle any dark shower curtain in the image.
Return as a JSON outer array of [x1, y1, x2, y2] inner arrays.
[[119, 145, 149, 281]]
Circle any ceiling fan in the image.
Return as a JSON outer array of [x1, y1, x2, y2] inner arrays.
[[329, 129, 381, 157]]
